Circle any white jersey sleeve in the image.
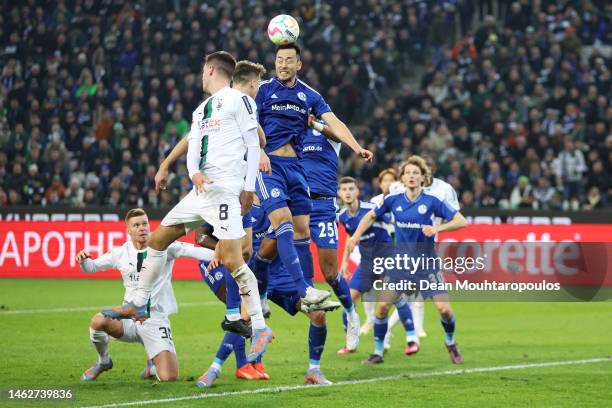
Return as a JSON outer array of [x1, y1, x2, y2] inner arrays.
[[79, 248, 119, 273], [236, 94, 258, 136], [166, 242, 215, 262]]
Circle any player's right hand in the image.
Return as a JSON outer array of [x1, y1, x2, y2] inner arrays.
[[75, 250, 91, 263], [259, 149, 272, 175], [240, 190, 254, 215], [358, 148, 374, 162], [155, 167, 169, 193], [192, 173, 213, 195]]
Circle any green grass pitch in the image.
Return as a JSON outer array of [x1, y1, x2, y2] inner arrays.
[[1, 279, 611, 407]]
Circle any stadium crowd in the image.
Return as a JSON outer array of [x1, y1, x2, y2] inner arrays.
[[0, 0, 610, 211]]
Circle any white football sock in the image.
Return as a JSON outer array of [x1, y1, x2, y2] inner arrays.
[[363, 300, 375, 324], [89, 328, 110, 364], [231, 264, 265, 330], [387, 308, 400, 331], [411, 299, 425, 334], [134, 248, 167, 306]]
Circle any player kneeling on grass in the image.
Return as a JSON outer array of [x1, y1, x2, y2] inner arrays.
[[77, 208, 215, 381], [348, 156, 468, 365]]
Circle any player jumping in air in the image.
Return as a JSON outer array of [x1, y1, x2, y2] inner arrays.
[[252, 43, 373, 313], [102, 52, 272, 362], [348, 156, 467, 365], [300, 121, 361, 351], [78, 208, 214, 381]]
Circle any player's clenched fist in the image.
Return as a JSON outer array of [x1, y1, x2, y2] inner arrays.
[[358, 148, 374, 162], [76, 250, 91, 263]]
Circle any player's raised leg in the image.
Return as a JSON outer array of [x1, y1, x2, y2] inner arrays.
[[101, 224, 186, 320]]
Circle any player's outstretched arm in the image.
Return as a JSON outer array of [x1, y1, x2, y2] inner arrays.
[[347, 210, 376, 253], [168, 241, 216, 262], [320, 112, 373, 162], [155, 135, 189, 193], [76, 250, 116, 274], [308, 114, 341, 142]]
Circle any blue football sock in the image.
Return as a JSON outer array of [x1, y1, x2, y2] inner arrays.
[[215, 332, 239, 366], [342, 310, 348, 333], [329, 273, 354, 311], [374, 316, 388, 356], [275, 222, 308, 297], [395, 298, 416, 339], [223, 267, 241, 317], [233, 333, 247, 368], [309, 323, 327, 368], [253, 254, 271, 298], [441, 315, 456, 345], [294, 238, 314, 281]]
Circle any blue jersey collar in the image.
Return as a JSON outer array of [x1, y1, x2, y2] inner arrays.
[[403, 190, 423, 204], [274, 76, 299, 89]]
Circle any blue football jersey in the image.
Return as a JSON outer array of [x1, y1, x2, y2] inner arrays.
[[302, 127, 341, 196], [256, 77, 331, 157], [338, 201, 391, 243], [374, 192, 457, 244]]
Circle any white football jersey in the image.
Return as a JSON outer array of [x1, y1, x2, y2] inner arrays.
[[81, 241, 211, 317], [188, 86, 258, 185]]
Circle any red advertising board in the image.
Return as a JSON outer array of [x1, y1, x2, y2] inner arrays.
[[0, 222, 611, 285]]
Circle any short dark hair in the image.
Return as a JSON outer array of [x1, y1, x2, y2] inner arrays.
[[233, 60, 267, 84], [276, 43, 301, 58], [339, 176, 358, 186], [125, 208, 147, 223], [204, 51, 237, 78]]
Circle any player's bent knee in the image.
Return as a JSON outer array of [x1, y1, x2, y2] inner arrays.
[[309, 310, 326, 326], [157, 371, 179, 381], [376, 302, 391, 317], [90, 313, 107, 331], [268, 207, 292, 227]]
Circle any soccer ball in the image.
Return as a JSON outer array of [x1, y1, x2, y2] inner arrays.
[[267, 14, 300, 45]]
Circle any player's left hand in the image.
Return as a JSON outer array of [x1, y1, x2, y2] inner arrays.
[[240, 190, 255, 215], [192, 173, 214, 194], [259, 149, 272, 175], [308, 114, 317, 128], [357, 148, 374, 162], [422, 225, 438, 237]]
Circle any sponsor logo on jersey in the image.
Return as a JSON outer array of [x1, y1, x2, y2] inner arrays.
[[199, 118, 221, 131], [396, 221, 423, 229], [271, 93, 278, 99], [271, 103, 307, 114], [271, 188, 281, 198], [302, 145, 323, 152], [418, 204, 428, 214], [396, 206, 403, 212], [297, 91, 307, 101]]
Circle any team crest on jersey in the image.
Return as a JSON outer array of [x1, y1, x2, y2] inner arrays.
[[214, 271, 224, 281], [297, 92, 307, 101], [418, 204, 428, 214], [216, 98, 223, 111], [271, 188, 281, 198]]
